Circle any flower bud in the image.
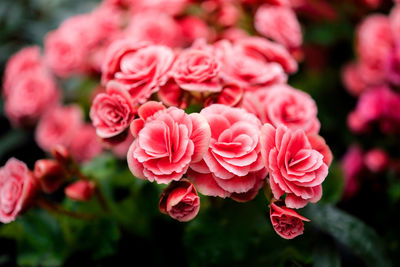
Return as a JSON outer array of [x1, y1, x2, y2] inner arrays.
[[34, 159, 66, 194], [65, 180, 95, 202], [270, 202, 310, 239], [159, 180, 200, 222]]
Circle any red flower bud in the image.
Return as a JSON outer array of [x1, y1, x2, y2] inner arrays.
[[159, 179, 200, 222], [270, 202, 310, 239], [65, 180, 95, 202], [34, 159, 66, 194], [51, 145, 72, 165]]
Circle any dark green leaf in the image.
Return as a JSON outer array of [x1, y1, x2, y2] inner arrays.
[[304, 203, 391, 267]]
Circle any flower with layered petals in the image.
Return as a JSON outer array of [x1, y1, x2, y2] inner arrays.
[[127, 103, 211, 184], [101, 40, 174, 104], [172, 49, 222, 92], [242, 84, 320, 134], [260, 124, 332, 208], [189, 104, 267, 202]]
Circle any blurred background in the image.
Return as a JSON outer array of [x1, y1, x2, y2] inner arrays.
[[1, 0, 399, 266]]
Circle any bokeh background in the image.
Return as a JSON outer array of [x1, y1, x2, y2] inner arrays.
[[1, 0, 399, 266]]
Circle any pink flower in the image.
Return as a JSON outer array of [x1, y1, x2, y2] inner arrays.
[[260, 124, 332, 208], [110, 133, 135, 159], [204, 83, 243, 107], [341, 146, 363, 198], [235, 37, 298, 74], [35, 105, 83, 152], [90, 81, 136, 139], [159, 179, 200, 222], [69, 124, 103, 163], [242, 84, 320, 134], [172, 49, 222, 92], [126, 12, 182, 47], [34, 159, 66, 194], [101, 40, 174, 104], [44, 15, 94, 77], [217, 3, 240, 27], [5, 70, 60, 126], [255, 4, 302, 48], [0, 158, 37, 223], [189, 104, 267, 202], [218, 40, 287, 90], [364, 148, 389, 173], [270, 201, 310, 239], [356, 15, 393, 84], [65, 180, 96, 202], [2, 46, 43, 98], [158, 79, 187, 108], [127, 103, 211, 184]]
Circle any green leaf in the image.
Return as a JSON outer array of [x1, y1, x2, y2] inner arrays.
[[304, 203, 392, 267], [313, 237, 341, 267]]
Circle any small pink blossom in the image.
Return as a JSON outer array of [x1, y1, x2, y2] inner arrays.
[[0, 158, 37, 223], [364, 148, 389, 173], [90, 81, 136, 139], [65, 180, 96, 202], [101, 40, 174, 104], [255, 4, 302, 48], [69, 124, 103, 163], [242, 84, 320, 134], [172, 49, 222, 92]]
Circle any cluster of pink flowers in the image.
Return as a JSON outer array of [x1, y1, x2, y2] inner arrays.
[[1, 0, 333, 239], [343, 4, 400, 134], [341, 1, 400, 197]]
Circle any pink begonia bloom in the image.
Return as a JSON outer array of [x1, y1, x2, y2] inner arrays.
[[270, 202, 309, 239], [34, 159, 66, 194], [0, 158, 37, 223], [69, 124, 103, 163], [261, 124, 332, 208], [390, 5, 400, 40], [158, 79, 187, 108], [172, 49, 222, 92], [127, 103, 211, 184], [2, 46, 43, 98], [90, 81, 136, 139], [220, 28, 249, 43], [159, 179, 200, 222], [5, 70, 60, 127], [255, 4, 302, 48], [235, 37, 298, 74], [341, 146, 363, 198], [189, 104, 267, 202], [35, 105, 83, 152], [342, 62, 367, 96], [242, 84, 320, 134], [101, 40, 174, 104], [364, 148, 389, 173], [218, 40, 287, 90], [65, 180, 96, 202], [347, 111, 369, 134], [126, 12, 182, 47]]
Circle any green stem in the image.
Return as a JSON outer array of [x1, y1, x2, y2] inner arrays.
[[36, 197, 95, 221]]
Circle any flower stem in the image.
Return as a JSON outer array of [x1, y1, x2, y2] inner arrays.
[[36, 197, 95, 220]]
